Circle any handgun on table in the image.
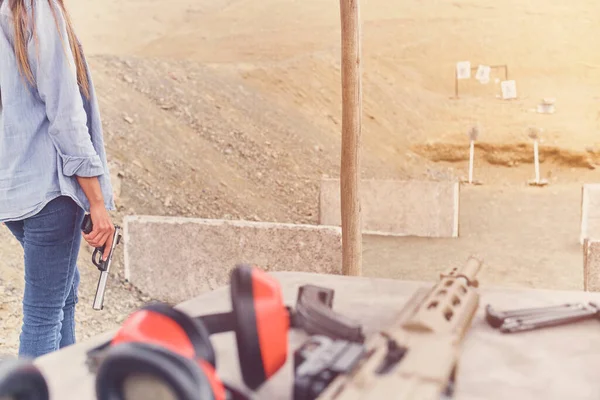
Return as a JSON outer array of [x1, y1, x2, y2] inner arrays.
[[81, 214, 122, 311]]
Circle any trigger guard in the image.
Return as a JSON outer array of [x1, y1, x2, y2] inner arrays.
[[92, 248, 104, 270]]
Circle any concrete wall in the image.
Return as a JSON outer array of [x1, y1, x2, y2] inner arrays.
[[580, 184, 600, 244], [319, 178, 460, 237], [584, 239, 600, 291], [123, 216, 342, 304]]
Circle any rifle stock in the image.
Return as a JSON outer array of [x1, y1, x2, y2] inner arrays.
[[302, 256, 483, 400]]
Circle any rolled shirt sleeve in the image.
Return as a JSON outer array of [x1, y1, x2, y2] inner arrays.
[[28, 0, 104, 177]]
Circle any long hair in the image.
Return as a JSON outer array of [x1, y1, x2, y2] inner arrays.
[[8, 0, 90, 98]]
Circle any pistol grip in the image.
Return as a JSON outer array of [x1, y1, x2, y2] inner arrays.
[[293, 285, 365, 343], [81, 214, 93, 234]]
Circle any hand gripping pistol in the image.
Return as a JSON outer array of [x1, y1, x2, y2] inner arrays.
[[81, 214, 122, 311]]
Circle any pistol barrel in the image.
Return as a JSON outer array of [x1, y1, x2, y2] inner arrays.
[[92, 226, 121, 311], [93, 271, 109, 310]]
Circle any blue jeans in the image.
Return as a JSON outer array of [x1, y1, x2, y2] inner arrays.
[[4, 196, 84, 358]]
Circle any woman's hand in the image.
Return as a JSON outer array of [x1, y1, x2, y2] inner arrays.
[[82, 204, 115, 260], [75, 176, 115, 260]]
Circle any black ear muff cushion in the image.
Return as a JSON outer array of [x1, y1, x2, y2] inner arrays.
[[230, 264, 267, 390], [0, 359, 49, 400], [140, 302, 216, 367], [95, 342, 218, 400]]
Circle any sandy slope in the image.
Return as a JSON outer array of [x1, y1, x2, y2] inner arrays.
[[71, 0, 600, 155]]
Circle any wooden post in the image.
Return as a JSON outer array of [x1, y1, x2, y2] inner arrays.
[[339, 0, 362, 276]]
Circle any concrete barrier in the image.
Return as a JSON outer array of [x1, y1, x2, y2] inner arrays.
[[319, 178, 459, 237], [580, 184, 600, 244], [123, 216, 342, 304], [584, 239, 600, 291]]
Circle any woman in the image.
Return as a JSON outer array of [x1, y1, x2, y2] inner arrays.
[[0, 0, 115, 358]]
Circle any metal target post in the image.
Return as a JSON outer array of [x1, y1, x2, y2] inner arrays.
[[462, 125, 482, 185], [339, 0, 362, 276], [527, 128, 548, 187], [533, 139, 540, 182]]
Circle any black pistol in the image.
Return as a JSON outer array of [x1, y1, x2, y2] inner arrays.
[[81, 214, 122, 311], [294, 335, 365, 400]]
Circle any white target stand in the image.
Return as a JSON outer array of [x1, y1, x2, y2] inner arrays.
[[460, 125, 483, 185], [527, 128, 548, 187]]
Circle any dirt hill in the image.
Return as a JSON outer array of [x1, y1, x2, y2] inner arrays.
[[77, 0, 600, 219], [72, 0, 600, 153], [74, 0, 600, 229]]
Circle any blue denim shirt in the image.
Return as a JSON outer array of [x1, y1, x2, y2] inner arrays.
[[0, 0, 114, 222]]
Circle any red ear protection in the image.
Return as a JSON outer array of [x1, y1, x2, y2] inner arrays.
[[0, 359, 49, 400], [95, 302, 230, 400], [95, 342, 225, 400], [110, 302, 216, 368], [230, 265, 290, 389], [196, 264, 291, 391]]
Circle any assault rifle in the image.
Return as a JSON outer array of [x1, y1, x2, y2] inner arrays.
[[294, 256, 483, 400]]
